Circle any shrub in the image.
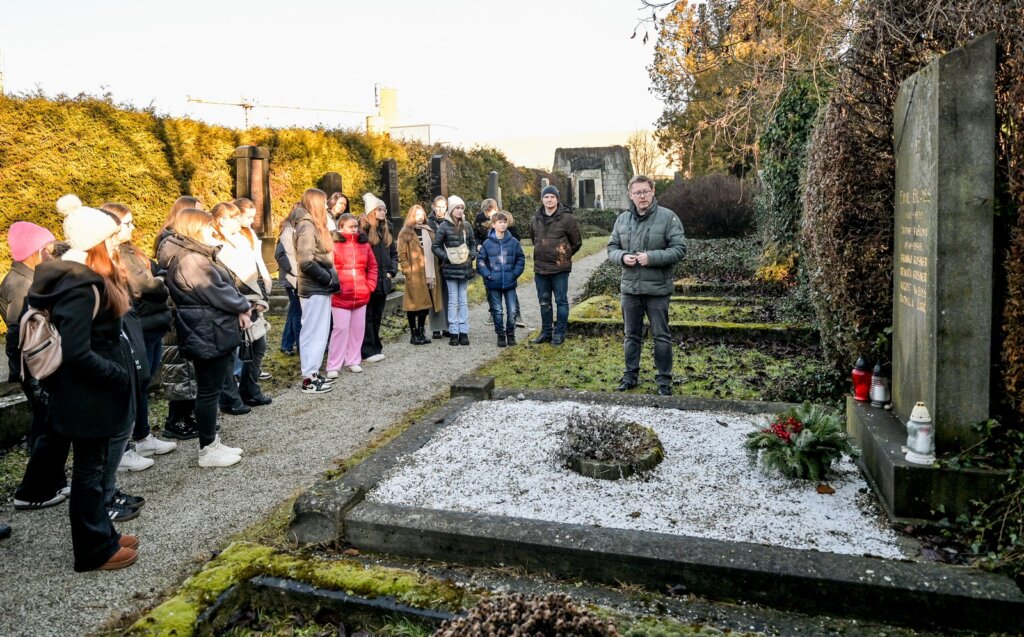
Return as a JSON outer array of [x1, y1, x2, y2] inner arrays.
[[744, 403, 857, 481], [672, 238, 759, 283], [576, 259, 621, 301], [659, 173, 755, 238], [436, 593, 620, 637], [574, 207, 620, 233]]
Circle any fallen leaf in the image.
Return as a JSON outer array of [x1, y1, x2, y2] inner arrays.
[[816, 484, 835, 495], [628, 511, 641, 518], [716, 420, 729, 427], [664, 584, 687, 596], [342, 548, 360, 556], [920, 547, 943, 562]]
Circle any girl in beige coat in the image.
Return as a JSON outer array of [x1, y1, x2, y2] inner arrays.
[[397, 205, 444, 344]]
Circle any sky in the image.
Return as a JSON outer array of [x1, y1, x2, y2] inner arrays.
[[0, 0, 670, 170]]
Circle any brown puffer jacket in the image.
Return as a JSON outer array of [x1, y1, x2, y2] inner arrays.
[[530, 204, 582, 275]]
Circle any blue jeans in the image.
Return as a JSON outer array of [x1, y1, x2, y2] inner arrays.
[[281, 287, 302, 353], [487, 288, 519, 334], [622, 293, 673, 387], [133, 329, 165, 441], [534, 272, 570, 338], [445, 279, 469, 334]]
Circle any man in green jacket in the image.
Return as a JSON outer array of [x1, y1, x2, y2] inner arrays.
[[607, 175, 687, 395]]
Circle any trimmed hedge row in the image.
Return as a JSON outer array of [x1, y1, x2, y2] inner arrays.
[[0, 93, 555, 274]]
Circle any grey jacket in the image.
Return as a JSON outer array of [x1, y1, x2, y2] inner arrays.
[[607, 199, 687, 296]]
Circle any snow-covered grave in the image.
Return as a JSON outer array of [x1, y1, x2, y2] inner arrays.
[[367, 399, 909, 559]]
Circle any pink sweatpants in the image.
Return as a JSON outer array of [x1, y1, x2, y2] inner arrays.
[[327, 306, 367, 371]]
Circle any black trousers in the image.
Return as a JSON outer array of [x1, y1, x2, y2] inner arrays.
[[15, 379, 70, 502], [361, 292, 387, 358], [66, 435, 120, 571], [194, 352, 234, 448]]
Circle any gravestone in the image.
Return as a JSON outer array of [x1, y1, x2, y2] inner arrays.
[[319, 172, 344, 198], [540, 177, 549, 190], [233, 145, 272, 236], [486, 171, 502, 210], [891, 31, 995, 451], [429, 154, 448, 199], [380, 159, 401, 228]]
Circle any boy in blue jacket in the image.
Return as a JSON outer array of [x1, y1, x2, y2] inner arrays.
[[477, 212, 526, 347]]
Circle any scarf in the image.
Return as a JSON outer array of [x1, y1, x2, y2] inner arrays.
[[417, 224, 436, 286]]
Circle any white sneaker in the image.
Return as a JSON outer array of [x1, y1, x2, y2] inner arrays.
[[363, 354, 385, 363], [198, 444, 241, 467], [347, 365, 364, 373], [326, 370, 339, 379], [135, 434, 178, 457], [211, 435, 243, 456], [118, 449, 155, 472]]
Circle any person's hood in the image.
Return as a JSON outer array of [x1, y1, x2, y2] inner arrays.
[[26, 259, 103, 310], [292, 206, 314, 225], [487, 228, 514, 244], [157, 233, 220, 269], [331, 230, 368, 244], [627, 196, 660, 222]]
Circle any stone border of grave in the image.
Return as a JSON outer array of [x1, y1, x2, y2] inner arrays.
[[567, 297, 816, 344], [289, 380, 1024, 633]]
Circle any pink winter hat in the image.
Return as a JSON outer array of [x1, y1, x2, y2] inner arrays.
[[7, 222, 56, 262]]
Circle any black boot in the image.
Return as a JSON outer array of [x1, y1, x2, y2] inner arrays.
[[419, 327, 432, 344], [459, 333, 470, 346], [163, 415, 199, 440], [449, 334, 460, 346], [497, 333, 507, 348], [506, 332, 516, 346]]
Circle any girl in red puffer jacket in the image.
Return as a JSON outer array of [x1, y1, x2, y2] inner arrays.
[[327, 214, 378, 376]]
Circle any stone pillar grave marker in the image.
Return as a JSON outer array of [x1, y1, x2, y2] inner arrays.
[[486, 170, 501, 210], [319, 172, 344, 198], [429, 154, 448, 200], [891, 31, 996, 450], [233, 145, 272, 236]]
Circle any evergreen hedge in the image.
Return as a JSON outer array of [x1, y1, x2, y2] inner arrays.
[[0, 93, 555, 275]]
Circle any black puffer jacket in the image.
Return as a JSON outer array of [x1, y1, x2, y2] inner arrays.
[[119, 244, 172, 334], [432, 218, 477, 281], [158, 234, 251, 361], [27, 259, 136, 440], [367, 220, 398, 295], [531, 204, 582, 275], [293, 207, 340, 298]]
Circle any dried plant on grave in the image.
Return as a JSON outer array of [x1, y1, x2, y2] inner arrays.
[[555, 408, 664, 468], [433, 593, 620, 637], [744, 402, 857, 481]]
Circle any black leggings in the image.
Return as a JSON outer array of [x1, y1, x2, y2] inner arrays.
[[406, 309, 428, 331], [193, 352, 234, 448]]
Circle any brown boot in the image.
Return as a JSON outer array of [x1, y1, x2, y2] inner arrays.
[[118, 534, 139, 550], [97, 547, 137, 570]]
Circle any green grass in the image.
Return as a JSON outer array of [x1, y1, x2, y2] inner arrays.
[[572, 295, 768, 323], [477, 335, 840, 403], [0, 446, 28, 504]]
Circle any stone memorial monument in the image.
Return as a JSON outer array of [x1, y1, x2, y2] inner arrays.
[[847, 32, 1004, 522], [319, 172, 344, 198], [891, 31, 995, 450], [233, 145, 272, 236], [429, 154, 448, 200], [486, 170, 502, 210], [381, 159, 401, 228]]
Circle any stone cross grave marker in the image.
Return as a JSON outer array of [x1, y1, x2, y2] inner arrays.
[[891, 31, 996, 450]]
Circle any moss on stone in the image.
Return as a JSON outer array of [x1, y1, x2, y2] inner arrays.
[[128, 542, 473, 636]]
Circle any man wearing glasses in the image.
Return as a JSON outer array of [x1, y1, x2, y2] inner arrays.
[[607, 175, 687, 396]]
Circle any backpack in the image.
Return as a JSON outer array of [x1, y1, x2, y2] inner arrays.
[[20, 285, 100, 380]]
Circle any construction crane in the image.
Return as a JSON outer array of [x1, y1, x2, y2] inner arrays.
[[186, 96, 371, 128]]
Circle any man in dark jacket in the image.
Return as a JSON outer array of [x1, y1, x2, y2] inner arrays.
[[530, 185, 582, 345], [607, 175, 687, 396]]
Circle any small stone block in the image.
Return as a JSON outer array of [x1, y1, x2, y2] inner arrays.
[[451, 375, 495, 400], [289, 481, 364, 545]]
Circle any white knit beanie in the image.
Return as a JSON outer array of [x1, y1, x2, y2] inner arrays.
[[57, 195, 118, 252], [447, 195, 465, 211], [362, 192, 386, 214]]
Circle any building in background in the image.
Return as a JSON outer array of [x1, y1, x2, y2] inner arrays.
[[552, 146, 633, 209]]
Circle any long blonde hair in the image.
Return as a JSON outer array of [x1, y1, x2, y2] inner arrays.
[[154, 196, 203, 254], [360, 209, 393, 247], [300, 188, 332, 250], [403, 205, 426, 229]]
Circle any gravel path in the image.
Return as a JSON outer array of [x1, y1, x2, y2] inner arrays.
[[0, 251, 610, 637]]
